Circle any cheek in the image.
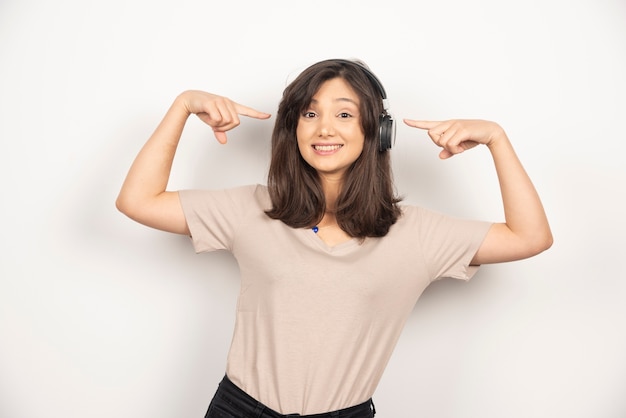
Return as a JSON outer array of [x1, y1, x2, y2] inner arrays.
[[296, 122, 311, 138], [295, 135, 310, 160], [353, 142, 365, 161], [296, 124, 314, 149], [352, 131, 366, 154]]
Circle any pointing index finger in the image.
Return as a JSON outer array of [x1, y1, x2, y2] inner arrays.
[[403, 119, 439, 130], [235, 103, 272, 120]]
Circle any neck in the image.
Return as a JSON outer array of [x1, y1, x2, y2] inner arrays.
[[320, 176, 343, 212], [319, 211, 337, 226]]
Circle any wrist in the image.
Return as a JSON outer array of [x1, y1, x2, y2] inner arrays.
[[486, 124, 509, 151], [174, 90, 195, 117]]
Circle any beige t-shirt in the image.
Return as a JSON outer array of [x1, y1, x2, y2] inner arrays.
[[179, 185, 491, 415]]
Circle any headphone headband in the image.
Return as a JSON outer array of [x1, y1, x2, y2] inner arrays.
[[331, 59, 387, 100]]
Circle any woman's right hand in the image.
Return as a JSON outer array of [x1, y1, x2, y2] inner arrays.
[[178, 90, 271, 144], [117, 90, 271, 234]]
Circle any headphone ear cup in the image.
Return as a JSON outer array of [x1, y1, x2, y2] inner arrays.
[[379, 113, 395, 151]]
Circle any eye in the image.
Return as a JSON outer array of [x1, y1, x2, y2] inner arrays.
[[302, 111, 317, 118], [338, 112, 352, 118]]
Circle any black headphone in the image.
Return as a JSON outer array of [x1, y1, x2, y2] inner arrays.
[[333, 59, 395, 151]]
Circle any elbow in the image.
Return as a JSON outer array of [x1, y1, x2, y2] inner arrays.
[[528, 229, 554, 257], [512, 227, 554, 261], [115, 196, 146, 225], [541, 225, 554, 252], [115, 193, 135, 219], [115, 195, 124, 213], [544, 231, 554, 251]]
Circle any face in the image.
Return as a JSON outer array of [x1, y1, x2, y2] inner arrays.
[[296, 77, 365, 182]]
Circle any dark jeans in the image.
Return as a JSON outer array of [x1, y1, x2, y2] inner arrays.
[[204, 375, 376, 418]]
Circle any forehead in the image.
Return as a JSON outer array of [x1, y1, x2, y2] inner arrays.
[[311, 77, 360, 104]]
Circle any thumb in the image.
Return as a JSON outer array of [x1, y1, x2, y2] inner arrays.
[[213, 130, 228, 144]]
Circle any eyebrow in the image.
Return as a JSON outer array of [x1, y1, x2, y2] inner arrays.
[[310, 97, 359, 105]]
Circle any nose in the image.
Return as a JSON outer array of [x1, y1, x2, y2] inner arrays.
[[318, 115, 335, 137]]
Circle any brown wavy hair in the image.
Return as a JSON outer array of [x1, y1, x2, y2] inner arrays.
[[265, 59, 402, 238]]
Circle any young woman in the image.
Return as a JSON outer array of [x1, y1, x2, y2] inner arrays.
[[116, 59, 552, 418]]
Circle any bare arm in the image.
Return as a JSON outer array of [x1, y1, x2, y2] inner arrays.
[[116, 90, 271, 234], [404, 119, 553, 264]]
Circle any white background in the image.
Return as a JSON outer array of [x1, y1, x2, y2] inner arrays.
[[1, 0, 625, 417]]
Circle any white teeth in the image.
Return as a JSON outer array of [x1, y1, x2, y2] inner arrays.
[[314, 145, 342, 151]]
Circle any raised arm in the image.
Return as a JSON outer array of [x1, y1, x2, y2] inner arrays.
[[404, 119, 553, 264], [116, 90, 271, 234]]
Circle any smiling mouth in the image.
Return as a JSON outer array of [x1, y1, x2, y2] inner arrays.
[[313, 144, 343, 151]]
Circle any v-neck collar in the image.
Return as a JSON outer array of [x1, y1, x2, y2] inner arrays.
[[304, 227, 363, 254]]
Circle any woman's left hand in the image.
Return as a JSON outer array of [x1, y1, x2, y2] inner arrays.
[[403, 119, 506, 159]]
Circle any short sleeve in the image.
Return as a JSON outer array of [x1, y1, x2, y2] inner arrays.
[[409, 207, 492, 282], [178, 185, 262, 253]]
